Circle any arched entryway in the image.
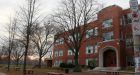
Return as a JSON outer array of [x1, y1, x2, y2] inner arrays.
[[98, 46, 120, 70], [103, 49, 116, 67]]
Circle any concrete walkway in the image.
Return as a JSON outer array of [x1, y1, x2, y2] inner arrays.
[[0, 73, 7, 75]]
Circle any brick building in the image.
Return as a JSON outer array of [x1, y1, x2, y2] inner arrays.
[[53, 5, 136, 70]]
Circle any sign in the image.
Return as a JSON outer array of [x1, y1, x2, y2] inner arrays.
[[132, 22, 140, 35], [130, 0, 139, 12], [130, 0, 140, 21]]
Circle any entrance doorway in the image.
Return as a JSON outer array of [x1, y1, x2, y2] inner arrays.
[[103, 50, 116, 67]]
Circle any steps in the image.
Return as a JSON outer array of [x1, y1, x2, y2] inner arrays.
[[93, 67, 120, 71]]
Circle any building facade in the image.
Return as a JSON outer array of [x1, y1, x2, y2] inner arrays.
[[53, 5, 135, 70]]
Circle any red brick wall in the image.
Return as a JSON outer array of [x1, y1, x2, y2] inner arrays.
[[53, 5, 134, 67]]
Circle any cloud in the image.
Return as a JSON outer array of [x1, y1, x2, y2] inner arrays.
[[0, 0, 17, 9]]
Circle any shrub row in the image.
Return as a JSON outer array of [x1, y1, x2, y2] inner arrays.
[[59, 63, 75, 68]]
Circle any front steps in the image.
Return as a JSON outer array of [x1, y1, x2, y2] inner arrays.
[[93, 67, 121, 71]]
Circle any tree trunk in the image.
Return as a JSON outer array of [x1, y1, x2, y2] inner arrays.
[[74, 52, 79, 66], [38, 54, 42, 68], [23, 32, 30, 75], [7, 51, 11, 71], [73, 50, 81, 72], [16, 59, 19, 67]]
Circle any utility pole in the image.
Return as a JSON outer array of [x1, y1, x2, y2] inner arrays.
[[129, 0, 140, 75]]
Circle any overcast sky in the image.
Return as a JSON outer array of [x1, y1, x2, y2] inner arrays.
[[0, 0, 139, 37]]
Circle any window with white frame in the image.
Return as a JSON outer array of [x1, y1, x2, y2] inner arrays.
[[59, 50, 63, 56], [126, 56, 134, 66], [74, 33, 80, 39], [103, 32, 114, 41], [124, 13, 132, 24], [68, 50, 73, 55], [125, 38, 133, 48], [55, 39, 60, 45], [86, 58, 92, 66], [54, 51, 58, 57], [94, 27, 98, 36], [55, 38, 64, 45], [59, 60, 62, 66], [86, 45, 93, 54], [67, 59, 73, 64], [68, 36, 73, 42], [73, 49, 79, 55], [86, 29, 94, 38], [59, 38, 64, 44], [54, 60, 59, 67], [102, 19, 113, 28], [94, 45, 98, 53], [54, 60, 62, 67]]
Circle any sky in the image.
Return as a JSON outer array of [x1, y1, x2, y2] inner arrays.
[[0, 0, 139, 37]]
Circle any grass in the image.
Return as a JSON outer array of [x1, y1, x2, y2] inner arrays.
[[0, 64, 63, 75]]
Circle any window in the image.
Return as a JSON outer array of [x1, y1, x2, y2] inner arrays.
[[67, 59, 73, 64], [68, 50, 73, 55], [86, 29, 94, 38], [103, 32, 114, 41], [54, 60, 59, 67], [59, 50, 63, 56], [55, 38, 64, 45], [94, 27, 98, 36], [126, 38, 133, 48], [55, 39, 60, 45], [54, 60, 62, 67], [86, 58, 92, 66], [59, 38, 64, 44], [86, 45, 93, 54], [102, 19, 113, 28], [54, 51, 58, 57], [94, 45, 98, 53], [68, 36, 73, 42], [73, 49, 79, 55], [123, 13, 132, 24], [59, 60, 62, 66], [126, 56, 134, 66], [74, 33, 80, 39]]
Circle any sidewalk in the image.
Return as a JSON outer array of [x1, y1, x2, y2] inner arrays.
[[0, 73, 7, 75]]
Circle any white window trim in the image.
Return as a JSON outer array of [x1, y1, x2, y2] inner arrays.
[[94, 27, 98, 36], [86, 45, 93, 54], [67, 59, 73, 63], [54, 51, 58, 57], [68, 50, 73, 56], [86, 29, 94, 38], [55, 38, 64, 45], [102, 19, 113, 28], [59, 50, 63, 56], [86, 58, 92, 66], [103, 32, 114, 41]]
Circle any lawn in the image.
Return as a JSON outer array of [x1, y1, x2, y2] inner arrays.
[[0, 64, 64, 75]]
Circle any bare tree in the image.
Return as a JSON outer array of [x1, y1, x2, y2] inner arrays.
[[52, 0, 102, 71], [5, 17, 18, 71], [11, 40, 25, 67], [0, 38, 7, 64], [0, 42, 9, 59], [16, 0, 43, 74], [0, 43, 9, 64], [31, 21, 54, 68]]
